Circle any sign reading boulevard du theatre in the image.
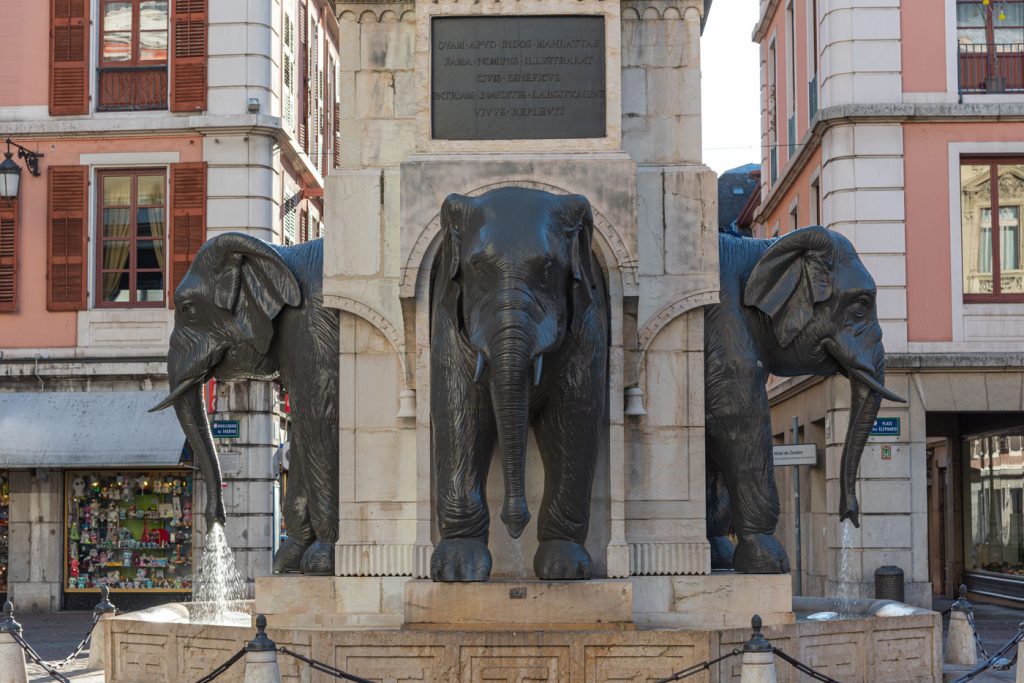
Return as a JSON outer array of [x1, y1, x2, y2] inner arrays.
[[431, 16, 607, 140]]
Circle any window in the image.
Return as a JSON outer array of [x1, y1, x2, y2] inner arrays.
[[809, 177, 821, 226], [961, 159, 1024, 300], [808, 0, 819, 119], [96, 170, 167, 307], [98, 0, 169, 111], [957, 0, 1024, 93], [789, 203, 799, 234]]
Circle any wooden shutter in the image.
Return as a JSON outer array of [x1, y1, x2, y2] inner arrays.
[[47, 166, 88, 311], [50, 0, 90, 116], [171, 0, 208, 112], [298, 1, 309, 151], [0, 199, 17, 312], [168, 162, 206, 307]]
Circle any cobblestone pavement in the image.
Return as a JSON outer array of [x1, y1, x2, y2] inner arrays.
[[935, 595, 1024, 682], [17, 610, 103, 683]]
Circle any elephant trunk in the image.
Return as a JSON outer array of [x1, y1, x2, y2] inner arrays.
[[837, 346, 886, 528], [164, 362, 225, 528], [488, 327, 533, 539]]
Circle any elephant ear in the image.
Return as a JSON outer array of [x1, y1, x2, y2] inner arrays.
[[743, 226, 835, 348], [561, 194, 598, 334], [436, 194, 480, 328], [205, 232, 301, 354]]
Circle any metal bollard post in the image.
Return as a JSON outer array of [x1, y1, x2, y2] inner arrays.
[[946, 584, 978, 667], [0, 600, 27, 683], [244, 615, 281, 683], [740, 615, 778, 683], [87, 585, 118, 670]]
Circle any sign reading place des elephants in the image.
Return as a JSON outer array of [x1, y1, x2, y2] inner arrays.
[[431, 16, 606, 140]]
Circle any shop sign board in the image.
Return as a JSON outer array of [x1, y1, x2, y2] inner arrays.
[[211, 420, 240, 439], [773, 444, 817, 466]]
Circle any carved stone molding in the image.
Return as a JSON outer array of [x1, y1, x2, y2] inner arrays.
[[637, 288, 718, 351], [336, 5, 414, 23], [400, 180, 637, 297], [621, 2, 702, 21], [330, 296, 406, 355], [629, 541, 710, 576], [336, 542, 433, 577]]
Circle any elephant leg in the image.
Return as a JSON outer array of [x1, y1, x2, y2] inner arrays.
[[706, 457, 735, 570], [430, 361, 497, 582], [274, 433, 314, 574], [530, 381, 601, 580], [707, 380, 789, 574]]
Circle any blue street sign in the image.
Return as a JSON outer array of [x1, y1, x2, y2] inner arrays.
[[870, 417, 900, 437], [211, 420, 240, 439]]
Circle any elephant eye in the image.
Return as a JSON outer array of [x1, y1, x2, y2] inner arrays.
[[850, 297, 871, 318]]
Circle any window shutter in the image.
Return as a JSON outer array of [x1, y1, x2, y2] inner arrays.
[[47, 166, 88, 311], [298, 1, 309, 151], [50, 0, 90, 116], [169, 162, 206, 307], [171, 0, 208, 112], [0, 199, 17, 312]]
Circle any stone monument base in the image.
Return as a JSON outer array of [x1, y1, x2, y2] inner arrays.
[[633, 572, 795, 630], [254, 575, 410, 629], [403, 579, 633, 630]]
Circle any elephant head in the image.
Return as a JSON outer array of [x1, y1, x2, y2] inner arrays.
[[435, 188, 598, 539], [743, 226, 906, 528], [151, 232, 301, 529]]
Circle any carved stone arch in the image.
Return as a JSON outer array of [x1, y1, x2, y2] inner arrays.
[[399, 180, 637, 298], [663, 6, 683, 19], [621, 6, 641, 19], [331, 297, 410, 383], [399, 9, 415, 22], [338, 10, 357, 22], [637, 288, 718, 351]]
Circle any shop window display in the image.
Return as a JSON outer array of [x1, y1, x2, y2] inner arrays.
[[966, 429, 1024, 577], [66, 470, 193, 592], [0, 474, 8, 595]]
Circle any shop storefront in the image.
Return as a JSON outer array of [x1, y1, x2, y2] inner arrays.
[[64, 469, 194, 610], [963, 425, 1024, 602]]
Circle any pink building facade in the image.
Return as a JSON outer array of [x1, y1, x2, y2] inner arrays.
[[752, 0, 1024, 606], [0, 0, 340, 611]]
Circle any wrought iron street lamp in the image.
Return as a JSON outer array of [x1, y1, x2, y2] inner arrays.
[[0, 138, 43, 201]]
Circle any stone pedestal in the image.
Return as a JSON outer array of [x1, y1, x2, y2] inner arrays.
[[404, 579, 633, 630], [254, 575, 409, 629], [633, 573, 795, 630]]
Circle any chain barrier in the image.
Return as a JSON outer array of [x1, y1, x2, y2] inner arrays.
[[193, 647, 247, 683], [46, 611, 102, 670], [10, 630, 72, 683], [277, 646, 376, 683], [652, 649, 741, 682], [772, 647, 844, 683], [964, 609, 994, 662], [952, 622, 1024, 683]]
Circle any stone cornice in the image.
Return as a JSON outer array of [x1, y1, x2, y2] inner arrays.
[[752, 0, 780, 42], [754, 102, 1024, 224]]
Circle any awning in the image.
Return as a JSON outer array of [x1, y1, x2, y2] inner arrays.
[[0, 390, 188, 468]]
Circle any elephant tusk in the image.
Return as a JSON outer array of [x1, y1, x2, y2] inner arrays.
[[847, 366, 906, 403], [149, 374, 208, 412], [533, 355, 543, 387], [474, 351, 487, 383]]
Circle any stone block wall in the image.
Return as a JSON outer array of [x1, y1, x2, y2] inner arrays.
[[7, 469, 63, 612]]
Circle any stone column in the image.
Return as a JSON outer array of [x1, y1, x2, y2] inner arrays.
[[194, 381, 280, 596]]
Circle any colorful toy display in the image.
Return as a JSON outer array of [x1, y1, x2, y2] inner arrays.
[[65, 470, 193, 592]]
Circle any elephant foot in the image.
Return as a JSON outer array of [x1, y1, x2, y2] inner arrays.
[[709, 536, 736, 570], [272, 537, 311, 573], [430, 538, 492, 582], [733, 533, 790, 574], [534, 540, 592, 580], [299, 541, 335, 575]]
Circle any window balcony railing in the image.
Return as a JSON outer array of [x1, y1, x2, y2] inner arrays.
[[959, 43, 1024, 94], [967, 268, 1024, 295], [97, 66, 168, 112]]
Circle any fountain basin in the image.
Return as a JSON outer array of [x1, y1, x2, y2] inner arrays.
[[101, 590, 941, 682]]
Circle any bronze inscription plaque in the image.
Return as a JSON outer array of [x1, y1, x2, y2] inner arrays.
[[431, 16, 606, 140]]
